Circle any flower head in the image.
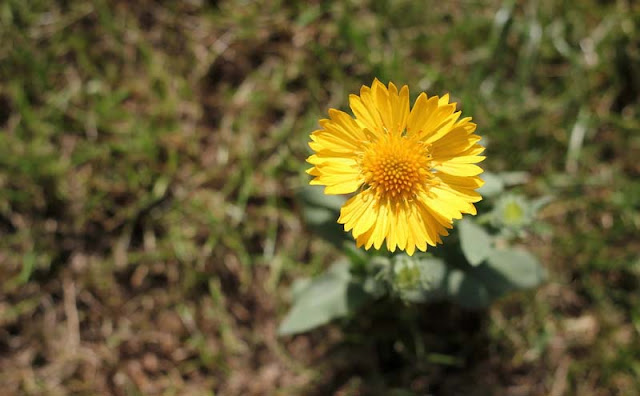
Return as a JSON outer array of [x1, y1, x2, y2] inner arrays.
[[307, 79, 485, 256]]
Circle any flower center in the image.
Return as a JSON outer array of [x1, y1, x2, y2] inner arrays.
[[360, 133, 435, 203]]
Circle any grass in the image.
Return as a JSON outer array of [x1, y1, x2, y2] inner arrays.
[[0, 0, 639, 394]]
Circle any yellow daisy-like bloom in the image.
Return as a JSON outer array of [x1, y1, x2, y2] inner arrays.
[[306, 79, 485, 256]]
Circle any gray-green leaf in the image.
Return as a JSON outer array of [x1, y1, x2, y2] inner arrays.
[[297, 185, 349, 248], [399, 258, 491, 308], [472, 248, 546, 297], [477, 172, 504, 197], [278, 272, 369, 336], [446, 269, 491, 309], [459, 219, 494, 266]]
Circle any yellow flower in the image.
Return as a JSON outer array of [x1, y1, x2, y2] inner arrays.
[[307, 79, 485, 256]]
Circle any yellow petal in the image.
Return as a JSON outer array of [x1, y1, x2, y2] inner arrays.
[[422, 109, 461, 143], [327, 109, 368, 141], [407, 94, 437, 136], [338, 191, 377, 237], [395, 84, 410, 133], [415, 201, 449, 246], [430, 120, 481, 162], [349, 84, 385, 137], [374, 80, 400, 134], [367, 202, 390, 250], [323, 180, 363, 194], [393, 206, 408, 251], [435, 162, 484, 177], [446, 155, 486, 164], [431, 185, 477, 215], [407, 212, 427, 252], [436, 173, 484, 204]]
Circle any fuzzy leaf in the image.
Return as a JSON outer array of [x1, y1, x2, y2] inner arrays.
[[278, 272, 369, 336], [446, 269, 491, 309], [399, 258, 491, 308], [477, 172, 504, 197], [297, 185, 350, 248], [473, 248, 546, 297], [459, 219, 493, 266]]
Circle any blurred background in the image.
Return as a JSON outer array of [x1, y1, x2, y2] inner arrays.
[[1, 0, 639, 395]]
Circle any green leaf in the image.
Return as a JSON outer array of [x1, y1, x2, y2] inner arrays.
[[473, 248, 546, 297], [399, 258, 491, 308], [388, 250, 544, 309], [362, 274, 387, 298], [477, 172, 504, 197], [459, 219, 494, 266], [446, 269, 491, 309], [297, 185, 345, 212], [278, 271, 369, 336], [290, 277, 312, 301], [327, 258, 352, 279], [531, 195, 554, 213], [289, 258, 351, 302], [398, 257, 448, 303], [498, 171, 530, 186], [297, 185, 350, 248]]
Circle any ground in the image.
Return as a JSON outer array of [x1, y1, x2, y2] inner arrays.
[[0, 0, 639, 395]]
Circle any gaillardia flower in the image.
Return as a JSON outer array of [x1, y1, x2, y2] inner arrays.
[[307, 79, 485, 256]]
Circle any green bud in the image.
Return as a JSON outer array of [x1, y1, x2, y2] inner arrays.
[[392, 256, 423, 292], [493, 194, 532, 230]]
